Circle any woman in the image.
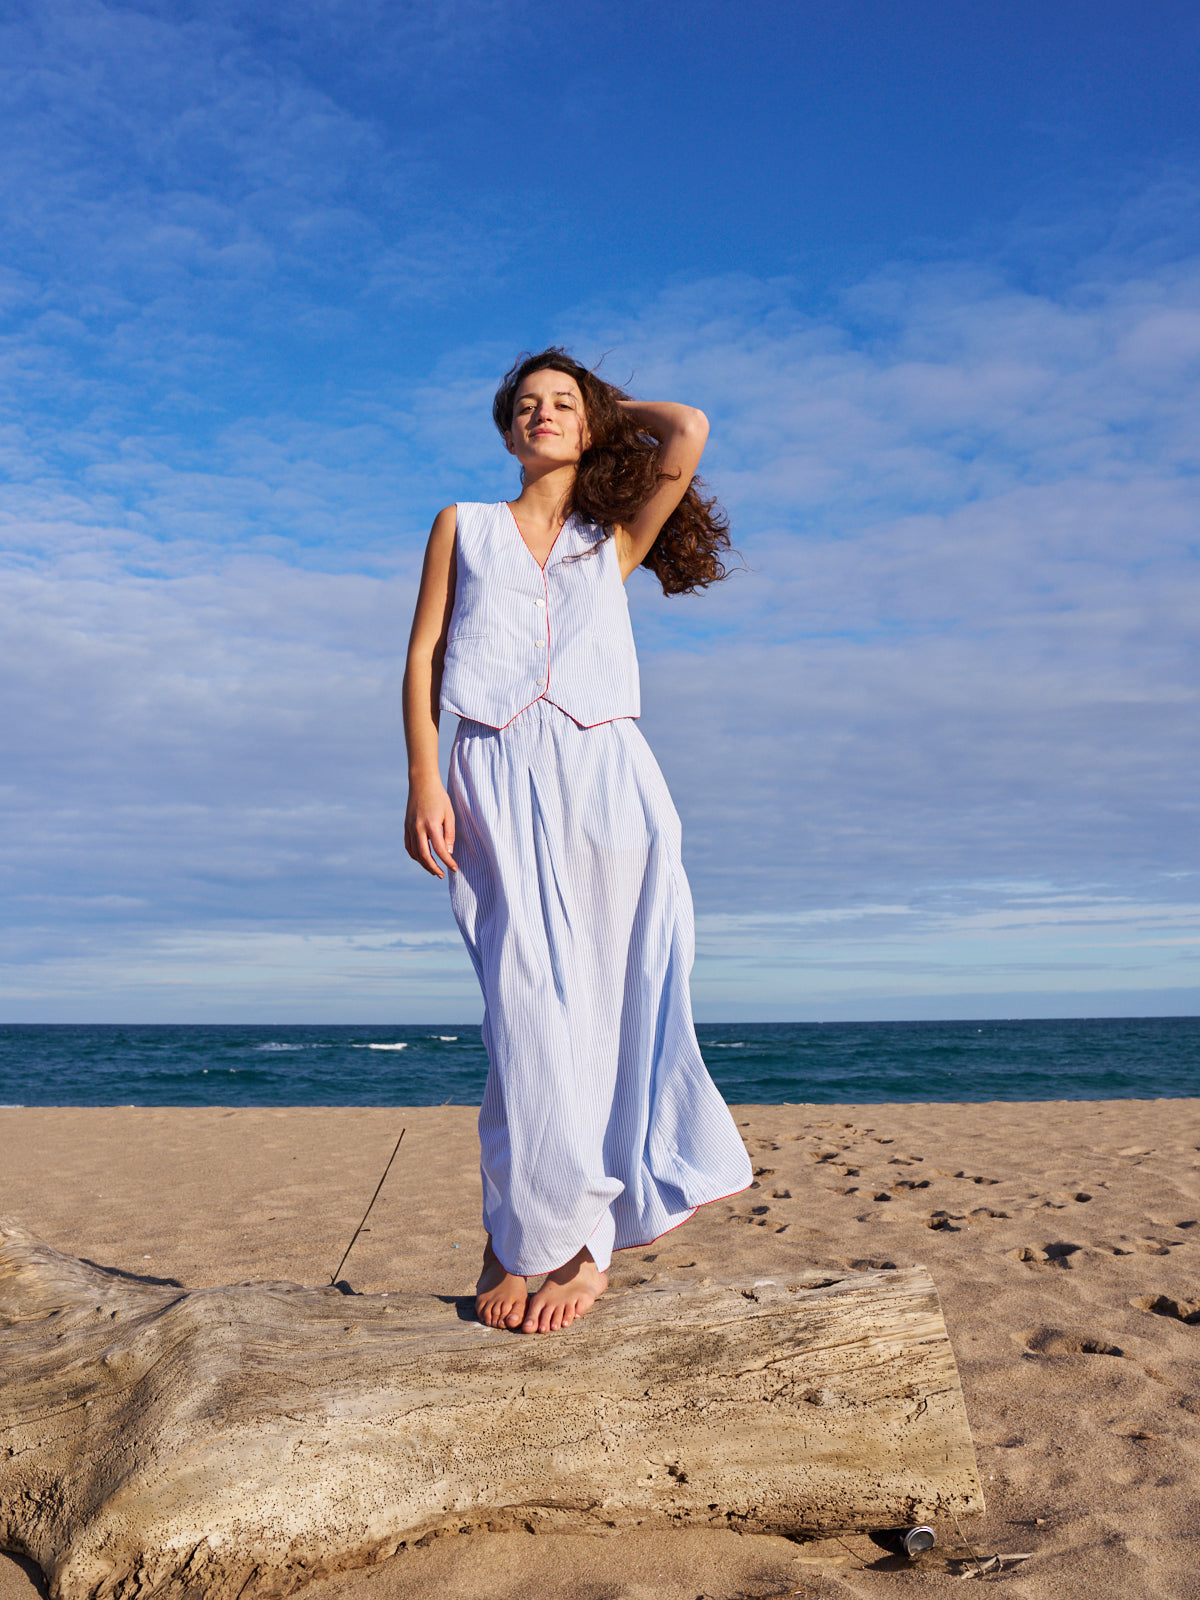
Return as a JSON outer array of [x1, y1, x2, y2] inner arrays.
[[403, 349, 751, 1334]]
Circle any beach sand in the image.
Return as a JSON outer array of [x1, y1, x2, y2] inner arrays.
[[2, 1100, 1197, 1599]]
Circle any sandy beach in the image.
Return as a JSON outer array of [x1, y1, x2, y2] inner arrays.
[[2, 1099, 1197, 1599]]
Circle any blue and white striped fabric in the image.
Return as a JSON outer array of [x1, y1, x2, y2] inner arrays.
[[448, 697, 753, 1277]]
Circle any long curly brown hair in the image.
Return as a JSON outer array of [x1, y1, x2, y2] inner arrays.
[[493, 347, 734, 595]]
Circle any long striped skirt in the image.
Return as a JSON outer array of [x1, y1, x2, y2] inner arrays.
[[447, 698, 751, 1277]]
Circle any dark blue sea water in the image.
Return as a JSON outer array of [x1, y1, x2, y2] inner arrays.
[[0, 1019, 1196, 1106]]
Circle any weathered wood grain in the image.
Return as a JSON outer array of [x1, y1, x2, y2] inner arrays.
[[0, 1217, 982, 1599]]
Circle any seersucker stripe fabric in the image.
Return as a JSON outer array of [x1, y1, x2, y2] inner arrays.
[[441, 502, 751, 1278], [448, 700, 753, 1276], [440, 501, 640, 730]]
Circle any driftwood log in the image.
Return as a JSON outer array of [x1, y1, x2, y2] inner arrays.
[[0, 1217, 983, 1599]]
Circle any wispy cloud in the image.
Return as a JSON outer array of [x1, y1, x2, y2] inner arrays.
[[5, 219, 1200, 1016], [2, 3, 1198, 1016], [691, 890, 1200, 1017]]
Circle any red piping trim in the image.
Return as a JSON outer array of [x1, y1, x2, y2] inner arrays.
[[611, 1180, 754, 1256]]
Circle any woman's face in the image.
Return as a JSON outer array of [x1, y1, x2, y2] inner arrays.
[[505, 368, 591, 469]]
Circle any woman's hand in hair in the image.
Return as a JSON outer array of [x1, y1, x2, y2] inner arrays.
[[612, 401, 710, 580], [615, 399, 707, 444]]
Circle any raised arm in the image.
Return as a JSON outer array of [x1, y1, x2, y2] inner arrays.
[[402, 505, 459, 878], [613, 400, 710, 580]]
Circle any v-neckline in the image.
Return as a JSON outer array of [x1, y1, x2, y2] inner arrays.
[[504, 502, 572, 572]]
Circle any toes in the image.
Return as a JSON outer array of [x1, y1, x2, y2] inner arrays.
[[477, 1294, 522, 1328], [516, 1287, 599, 1333], [530, 1301, 554, 1333]]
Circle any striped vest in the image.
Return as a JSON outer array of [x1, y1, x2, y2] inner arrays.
[[440, 501, 641, 730]]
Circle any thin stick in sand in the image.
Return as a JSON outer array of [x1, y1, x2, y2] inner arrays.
[[329, 1127, 405, 1286]]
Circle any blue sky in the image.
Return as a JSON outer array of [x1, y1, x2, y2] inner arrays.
[[2, 0, 1199, 1020]]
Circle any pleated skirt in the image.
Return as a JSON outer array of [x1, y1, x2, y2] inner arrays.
[[447, 698, 751, 1277]]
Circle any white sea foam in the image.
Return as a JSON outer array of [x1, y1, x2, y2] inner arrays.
[[356, 1042, 408, 1051], [256, 1042, 303, 1052], [435, 1035, 458, 1041]]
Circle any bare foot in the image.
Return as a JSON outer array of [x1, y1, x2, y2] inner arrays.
[[521, 1248, 607, 1334], [475, 1237, 528, 1329]]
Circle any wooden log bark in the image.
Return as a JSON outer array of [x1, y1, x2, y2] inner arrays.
[[0, 1217, 983, 1600]]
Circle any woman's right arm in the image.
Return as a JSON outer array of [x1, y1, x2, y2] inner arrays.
[[402, 505, 459, 878]]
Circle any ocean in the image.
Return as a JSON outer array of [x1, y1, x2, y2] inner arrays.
[[0, 1018, 1196, 1107]]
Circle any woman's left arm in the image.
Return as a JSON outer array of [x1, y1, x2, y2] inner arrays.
[[614, 400, 709, 580]]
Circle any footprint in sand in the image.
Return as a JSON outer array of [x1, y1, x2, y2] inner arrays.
[[726, 1206, 776, 1229], [1147, 1217, 1197, 1235], [926, 1211, 963, 1232], [1094, 1235, 1181, 1256], [1045, 1242, 1086, 1265], [1006, 1242, 1083, 1267], [1130, 1294, 1200, 1325], [1015, 1325, 1124, 1357]]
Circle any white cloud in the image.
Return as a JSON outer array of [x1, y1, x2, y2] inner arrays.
[[0, 922, 475, 1022], [691, 890, 1200, 1010], [2, 91, 1200, 1014]]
